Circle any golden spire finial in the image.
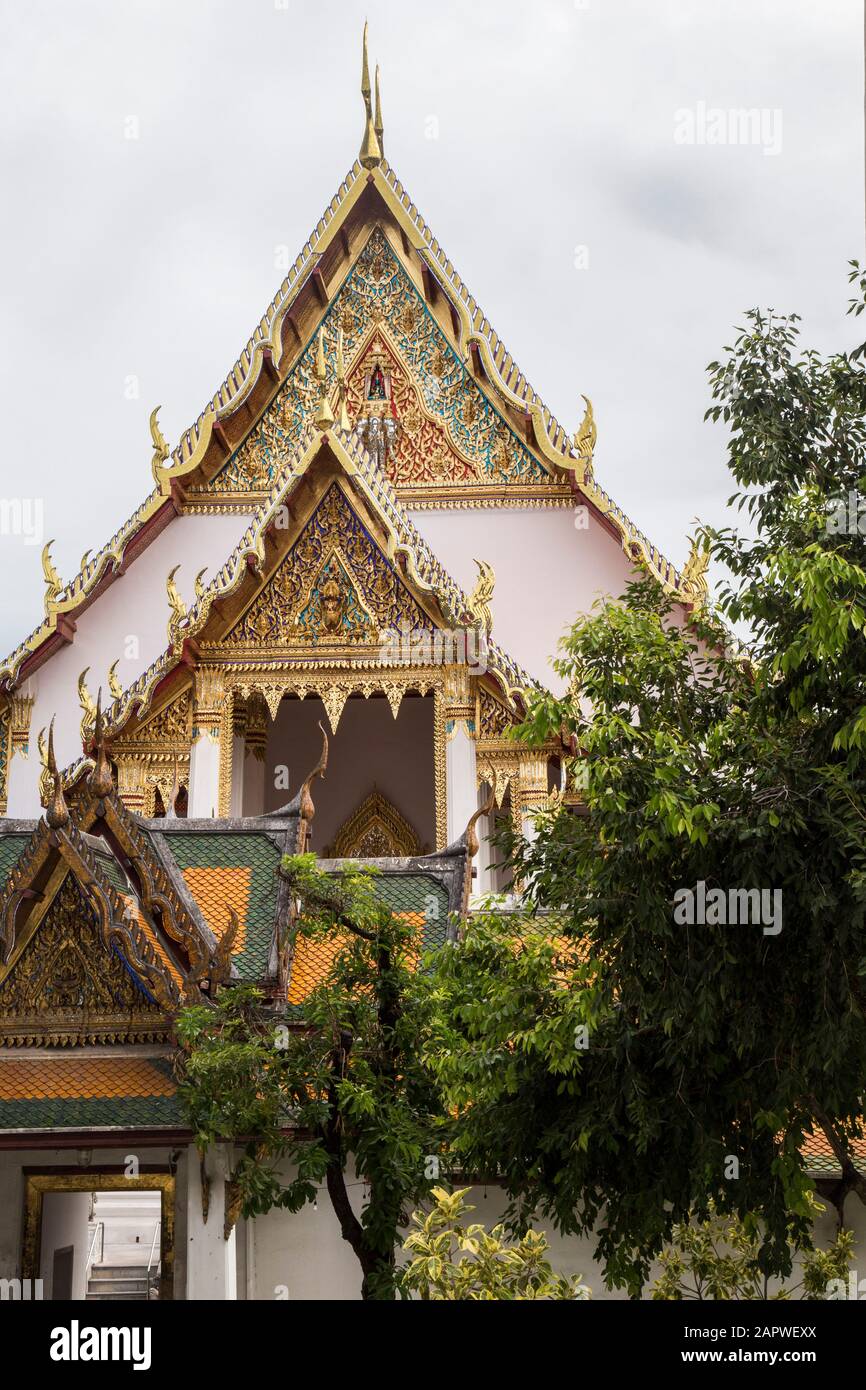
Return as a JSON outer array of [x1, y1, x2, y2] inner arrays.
[[359, 22, 382, 170], [374, 64, 384, 159]]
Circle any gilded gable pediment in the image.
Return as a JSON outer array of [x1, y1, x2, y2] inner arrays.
[[224, 481, 434, 650]]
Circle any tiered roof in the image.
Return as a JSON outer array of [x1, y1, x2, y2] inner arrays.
[[0, 57, 697, 696]]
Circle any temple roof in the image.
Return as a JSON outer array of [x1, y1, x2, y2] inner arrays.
[[0, 36, 702, 696], [0, 738, 474, 1134], [60, 426, 543, 762]]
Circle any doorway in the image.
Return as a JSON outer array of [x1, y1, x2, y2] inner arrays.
[[22, 1173, 174, 1301]]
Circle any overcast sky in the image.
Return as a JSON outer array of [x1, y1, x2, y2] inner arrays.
[[0, 0, 861, 657]]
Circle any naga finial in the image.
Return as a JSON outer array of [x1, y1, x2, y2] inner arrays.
[[359, 22, 382, 170], [45, 718, 69, 830], [107, 659, 123, 701], [681, 530, 711, 613], [574, 395, 597, 486], [88, 688, 114, 799], [150, 406, 170, 484], [467, 559, 496, 633], [166, 564, 187, 643], [297, 722, 329, 849], [77, 668, 96, 736], [465, 777, 496, 861], [41, 540, 63, 616]]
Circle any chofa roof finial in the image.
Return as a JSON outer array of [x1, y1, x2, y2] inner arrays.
[[45, 718, 70, 830], [298, 722, 329, 849], [88, 688, 114, 799], [359, 22, 382, 170]]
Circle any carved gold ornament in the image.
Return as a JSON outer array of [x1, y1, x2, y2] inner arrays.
[[467, 560, 495, 633], [107, 660, 124, 701], [574, 395, 596, 485], [328, 788, 422, 858], [681, 531, 711, 612], [77, 667, 97, 742], [166, 565, 187, 644], [41, 540, 63, 617], [313, 328, 335, 432], [150, 405, 170, 484]]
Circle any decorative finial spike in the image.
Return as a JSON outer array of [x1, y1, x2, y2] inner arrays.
[[374, 64, 384, 158], [361, 20, 371, 99], [359, 23, 382, 169]]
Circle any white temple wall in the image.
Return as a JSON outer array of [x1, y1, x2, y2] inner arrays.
[[242, 1165, 865, 1301], [408, 505, 643, 693], [8, 513, 252, 816], [39, 1191, 91, 1300], [0, 1144, 860, 1300]]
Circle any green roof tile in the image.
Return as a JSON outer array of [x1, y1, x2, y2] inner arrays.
[[164, 832, 281, 980]]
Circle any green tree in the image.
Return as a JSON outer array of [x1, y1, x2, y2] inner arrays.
[[177, 854, 447, 1300], [426, 268, 866, 1294], [400, 1187, 590, 1300], [651, 1197, 853, 1301]]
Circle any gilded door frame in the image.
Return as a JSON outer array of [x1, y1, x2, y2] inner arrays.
[[21, 1170, 175, 1302]]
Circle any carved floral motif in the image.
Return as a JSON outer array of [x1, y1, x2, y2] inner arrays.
[[229, 483, 434, 646]]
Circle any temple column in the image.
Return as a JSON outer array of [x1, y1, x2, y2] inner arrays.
[[230, 701, 245, 818], [188, 669, 225, 819], [186, 1144, 237, 1301], [242, 694, 269, 817], [5, 694, 35, 817], [444, 667, 477, 844]]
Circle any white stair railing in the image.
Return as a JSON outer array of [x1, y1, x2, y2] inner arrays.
[[146, 1222, 161, 1297], [85, 1220, 104, 1285]]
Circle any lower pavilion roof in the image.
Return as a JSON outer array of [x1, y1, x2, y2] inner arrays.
[[0, 1047, 185, 1134]]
